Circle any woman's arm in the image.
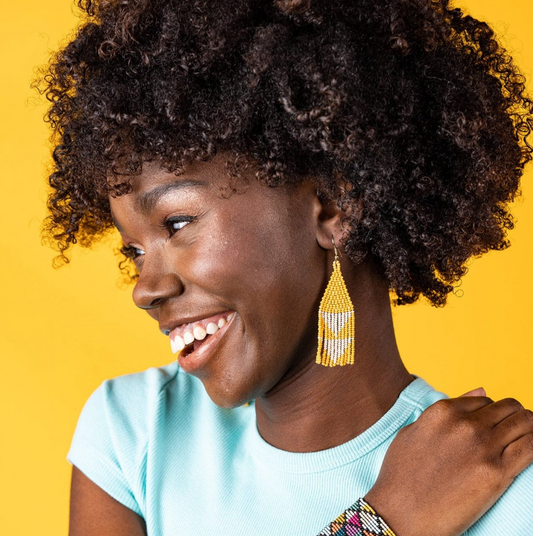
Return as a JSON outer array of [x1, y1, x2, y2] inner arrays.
[[69, 390, 533, 536], [363, 390, 533, 536], [69, 467, 147, 536]]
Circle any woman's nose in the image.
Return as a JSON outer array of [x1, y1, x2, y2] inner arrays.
[[132, 262, 183, 310]]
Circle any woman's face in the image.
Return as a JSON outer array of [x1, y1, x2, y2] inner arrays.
[[109, 155, 332, 407]]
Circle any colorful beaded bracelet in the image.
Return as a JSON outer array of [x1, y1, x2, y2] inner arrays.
[[316, 497, 397, 536]]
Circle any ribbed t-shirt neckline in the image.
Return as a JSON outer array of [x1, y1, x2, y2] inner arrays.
[[247, 377, 434, 474]]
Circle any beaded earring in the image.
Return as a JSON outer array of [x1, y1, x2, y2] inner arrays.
[[316, 239, 355, 367]]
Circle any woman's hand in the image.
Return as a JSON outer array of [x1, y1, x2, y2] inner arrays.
[[364, 388, 533, 536]]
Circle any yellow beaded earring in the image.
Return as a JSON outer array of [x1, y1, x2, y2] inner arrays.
[[316, 238, 355, 367]]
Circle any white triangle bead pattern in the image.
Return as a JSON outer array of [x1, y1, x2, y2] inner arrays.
[[320, 311, 351, 336], [323, 338, 353, 364], [320, 311, 354, 364]]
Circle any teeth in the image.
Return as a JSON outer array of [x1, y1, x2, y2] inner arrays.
[[183, 331, 194, 345], [171, 313, 234, 355], [206, 322, 219, 335], [170, 335, 185, 354], [193, 326, 207, 341]]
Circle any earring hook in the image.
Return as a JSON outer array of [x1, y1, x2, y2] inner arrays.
[[331, 236, 340, 261]]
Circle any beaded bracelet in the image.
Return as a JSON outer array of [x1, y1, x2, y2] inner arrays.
[[316, 497, 397, 536]]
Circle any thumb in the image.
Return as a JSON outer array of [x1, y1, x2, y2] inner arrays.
[[460, 387, 486, 397]]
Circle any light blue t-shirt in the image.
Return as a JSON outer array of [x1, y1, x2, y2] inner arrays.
[[68, 363, 533, 535]]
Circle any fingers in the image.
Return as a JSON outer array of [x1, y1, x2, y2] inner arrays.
[[456, 393, 525, 428], [495, 407, 533, 448], [437, 395, 494, 413], [476, 397, 525, 427], [461, 387, 487, 397], [495, 405, 533, 477], [502, 432, 533, 477], [431, 391, 533, 483]]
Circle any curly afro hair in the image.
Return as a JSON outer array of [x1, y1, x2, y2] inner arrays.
[[38, 0, 533, 306]]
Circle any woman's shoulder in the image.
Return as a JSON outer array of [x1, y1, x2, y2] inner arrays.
[[70, 362, 251, 454], [99, 361, 180, 398], [67, 363, 224, 516], [68, 362, 182, 459], [79, 362, 215, 429]]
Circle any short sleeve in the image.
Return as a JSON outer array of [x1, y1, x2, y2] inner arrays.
[[67, 364, 178, 517]]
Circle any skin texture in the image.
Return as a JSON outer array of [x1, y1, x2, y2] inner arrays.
[[70, 467, 147, 536], [67, 156, 533, 536]]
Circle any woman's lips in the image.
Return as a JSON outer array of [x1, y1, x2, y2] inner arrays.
[[170, 312, 236, 374]]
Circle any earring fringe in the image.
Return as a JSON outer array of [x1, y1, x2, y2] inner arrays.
[[316, 256, 355, 367]]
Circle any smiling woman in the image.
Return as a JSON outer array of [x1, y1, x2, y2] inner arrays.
[[110, 155, 346, 409], [37, 0, 533, 535]]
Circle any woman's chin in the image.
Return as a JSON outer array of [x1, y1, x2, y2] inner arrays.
[[203, 384, 255, 409], [195, 368, 259, 408]]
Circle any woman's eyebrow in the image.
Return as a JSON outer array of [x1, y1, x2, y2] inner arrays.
[[138, 179, 206, 214]]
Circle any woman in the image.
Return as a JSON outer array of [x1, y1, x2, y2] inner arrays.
[[39, 0, 533, 534]]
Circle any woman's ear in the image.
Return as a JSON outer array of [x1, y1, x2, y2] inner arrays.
[[313, 184, 362, 251]]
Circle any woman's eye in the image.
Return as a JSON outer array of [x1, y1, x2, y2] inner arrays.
[[120, 245, 145, 260], [163, 216, 195, 237]]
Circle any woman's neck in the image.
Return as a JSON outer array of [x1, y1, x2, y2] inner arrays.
[[254, 257, 413, 453]]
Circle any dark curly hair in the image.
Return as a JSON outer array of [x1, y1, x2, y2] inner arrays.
[[37, 0, 533, 306]]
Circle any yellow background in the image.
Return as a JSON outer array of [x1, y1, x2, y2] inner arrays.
[[0, 1, 531, 534]]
